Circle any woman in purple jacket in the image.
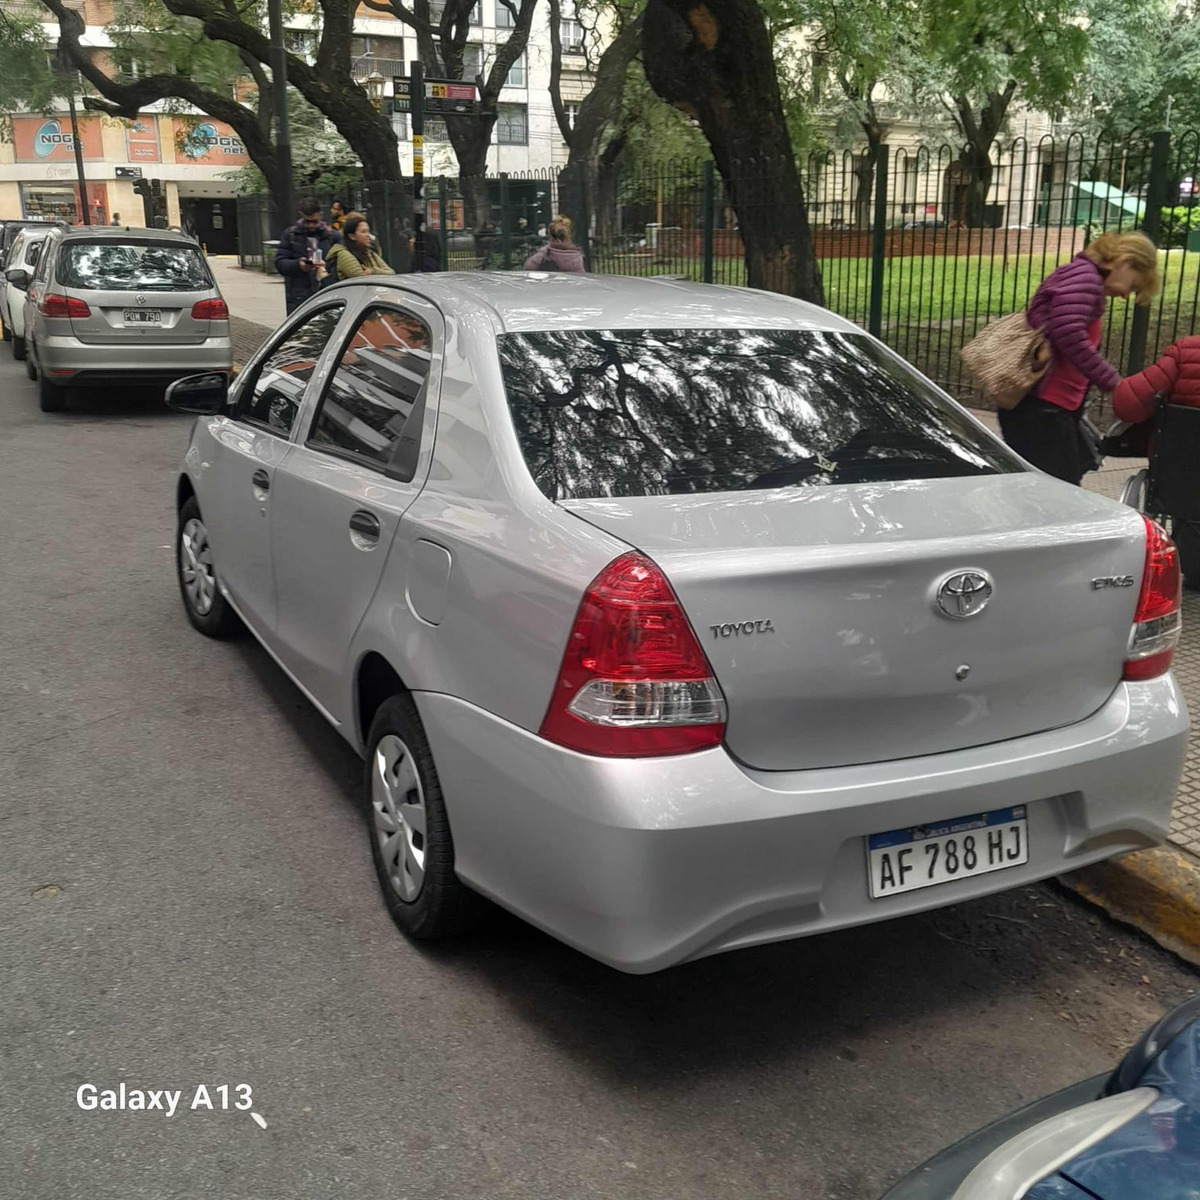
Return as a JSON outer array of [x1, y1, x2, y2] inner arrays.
[[999, 231, 1160, 484]]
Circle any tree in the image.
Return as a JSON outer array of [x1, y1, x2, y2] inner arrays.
[[0, 8, 59, 115], [103, 0, 403, 186], [549, 0, 645, 167], [42, 0, 286, 202], [361, 0, 538, 227], [642, 0, 823, 301], [1071, 0, 1200, 142], [919, 0, 1088, 224]]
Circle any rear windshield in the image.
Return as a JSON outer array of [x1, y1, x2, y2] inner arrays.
[[497, 328, 1022, 500], [60, 242, 210, 292]]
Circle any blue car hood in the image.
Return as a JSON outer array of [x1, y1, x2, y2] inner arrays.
[[1042, 1022, 1200, 1200]]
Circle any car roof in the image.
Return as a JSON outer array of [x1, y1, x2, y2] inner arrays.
[[342, 272, 861, 335], [56, 226, 198, 246]]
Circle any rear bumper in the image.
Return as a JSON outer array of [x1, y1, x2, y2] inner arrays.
[[417, 677, 1188, 973], [37, 332, 233, 382]]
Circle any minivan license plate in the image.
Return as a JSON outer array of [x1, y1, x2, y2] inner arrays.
[[124, 309, 161, 324], [867, 805, 1028, 899]]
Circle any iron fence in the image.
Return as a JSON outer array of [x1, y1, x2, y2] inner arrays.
[[235, 129, 1200, 419]]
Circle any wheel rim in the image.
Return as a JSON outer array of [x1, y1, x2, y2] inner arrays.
[[180, 516, 217, 616], [372, 734, 427, 902]]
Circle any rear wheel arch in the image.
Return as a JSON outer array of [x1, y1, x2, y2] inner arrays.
[[356, 652, 410, 749], [176, 473, 196, 512]]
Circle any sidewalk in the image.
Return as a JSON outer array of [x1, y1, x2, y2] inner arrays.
[[208, 256, 283, 370]]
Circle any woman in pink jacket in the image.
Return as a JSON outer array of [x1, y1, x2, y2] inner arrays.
[[999, 231, 1160, 484], [524, 215, 586, 273]]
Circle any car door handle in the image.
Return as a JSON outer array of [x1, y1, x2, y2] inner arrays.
[[349, 510, 381, 540], [251, 469, 270, 492]]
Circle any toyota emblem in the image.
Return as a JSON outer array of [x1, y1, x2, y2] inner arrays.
[[935, 571, 993, 619]]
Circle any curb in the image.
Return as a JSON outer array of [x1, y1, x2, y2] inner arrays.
[[1060, 845, 1200, 967]]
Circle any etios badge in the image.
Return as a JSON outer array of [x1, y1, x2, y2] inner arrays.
[[935, 571, 993, 619]]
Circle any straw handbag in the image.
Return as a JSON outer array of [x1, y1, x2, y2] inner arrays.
[[960, 312, 1051, 410]]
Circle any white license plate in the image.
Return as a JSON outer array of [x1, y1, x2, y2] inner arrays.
[[867, 805, 1029, 899], [124, 309, 161, 324]]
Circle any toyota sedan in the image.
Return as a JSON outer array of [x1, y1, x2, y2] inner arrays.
[[166, 274, 1188, 973]]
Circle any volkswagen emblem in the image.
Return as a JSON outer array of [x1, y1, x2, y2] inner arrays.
[[135, 294, 147, 305], [935, 571, 993, 619]]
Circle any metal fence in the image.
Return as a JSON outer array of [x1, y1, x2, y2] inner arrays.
[[235, 128, 1200, 419]]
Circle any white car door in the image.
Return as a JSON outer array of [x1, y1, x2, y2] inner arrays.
[[268, 294, 443, 717], [197, 301, 348, 633]]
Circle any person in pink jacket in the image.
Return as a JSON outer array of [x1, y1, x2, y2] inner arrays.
[[999, 231, 1160, 484], [524, 215, 586, 273]]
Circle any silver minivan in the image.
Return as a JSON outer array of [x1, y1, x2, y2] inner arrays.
[[21, 226, 232, 412]]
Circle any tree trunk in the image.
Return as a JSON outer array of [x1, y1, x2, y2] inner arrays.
[[595, 130, 628, 246], [954, 83, 1016, 228], [449, 118, 495, 230], [853, 152, 874, 230], [642, 0, 823, 302]]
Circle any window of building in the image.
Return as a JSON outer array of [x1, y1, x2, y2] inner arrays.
[[470, 1, 482, 22], [496, 103, 527, 145], [461, 43, 483, 82], [564, 102, 579, 131], [241, 305, 345, 437], [284, 30, 316, 59], [506, 51, 526, 88], [310, 306, 434, 472], [495, 1, 516, 28], [560, 18, 584, 53], [22, 185, 80, 224], [424, 117, 449, 141], [393, 112, 409, 141]]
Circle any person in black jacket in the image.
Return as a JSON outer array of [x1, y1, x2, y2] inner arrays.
[[275, 199, 339, 314]]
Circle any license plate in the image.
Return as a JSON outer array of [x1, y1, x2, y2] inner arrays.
[[866, 805, 1029, 899], [124, 309, 161, 324]]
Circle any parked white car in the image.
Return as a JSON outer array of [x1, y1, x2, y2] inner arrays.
[[166, 273, 1189, 974], [0, 225, 51, 361]]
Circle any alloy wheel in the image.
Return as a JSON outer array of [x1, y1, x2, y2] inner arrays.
[[372, 734, 427, 902], [180, 517, 216, 616]]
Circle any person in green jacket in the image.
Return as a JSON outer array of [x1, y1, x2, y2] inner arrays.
[[326, 213, 392, 281]]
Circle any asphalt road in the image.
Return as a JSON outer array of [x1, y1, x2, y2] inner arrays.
[[1, 350, 1197, 1200]]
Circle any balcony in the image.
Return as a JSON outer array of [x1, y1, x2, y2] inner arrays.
[[352, 57, 409, 83]]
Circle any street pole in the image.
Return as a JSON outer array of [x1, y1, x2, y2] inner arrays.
[[267, 0, 294, 232], [61, 63, 90, 225], [411, 59, 425, 270]]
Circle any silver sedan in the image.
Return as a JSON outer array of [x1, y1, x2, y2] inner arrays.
[[166, 273, 1188, 973]]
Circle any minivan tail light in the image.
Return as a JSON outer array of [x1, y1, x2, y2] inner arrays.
[[539, 551, 727, 757], [39, 293, 90, 319], [191, 297, 229, 320], [1124, 517, 1182, 681]]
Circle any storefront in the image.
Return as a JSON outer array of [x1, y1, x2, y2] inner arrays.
[[0, 110, 247, 235]]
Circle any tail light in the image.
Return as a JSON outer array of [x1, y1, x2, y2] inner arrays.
[[1124, 517, 1182, 681], [39, 293, 90, 318], [539, 551, 727, 757], [191, 297, 229, 320]]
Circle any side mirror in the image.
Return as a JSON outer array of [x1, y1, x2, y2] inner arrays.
[[6, 267, 30, 290], [166, 372, 228, 415]]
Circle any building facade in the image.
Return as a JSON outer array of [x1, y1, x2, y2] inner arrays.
[[0, 0, 592, 236]]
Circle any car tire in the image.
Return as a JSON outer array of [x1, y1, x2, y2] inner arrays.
[[25, 343, 37, 381], [1, 319, 11, 343], [176, 496, 241, 637], [38, 374, 67, 412], [12, 334, 25, 361], [366, 693, 483, 941]]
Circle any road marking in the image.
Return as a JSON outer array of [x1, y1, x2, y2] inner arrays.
[[251, 1112, 267, 1130]]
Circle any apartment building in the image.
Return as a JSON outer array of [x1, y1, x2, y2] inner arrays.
[[0, 0, 595, 238]]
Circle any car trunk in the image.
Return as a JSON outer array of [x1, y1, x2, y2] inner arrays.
[[563, 473, 1147, 771], [65, 286, 212, 345]]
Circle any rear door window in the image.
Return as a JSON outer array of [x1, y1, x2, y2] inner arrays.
[[497, 328, 1022, 500], [239, 304, 345, 437], [60, 241, 210, 292], [308, 305, 433, 471]]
